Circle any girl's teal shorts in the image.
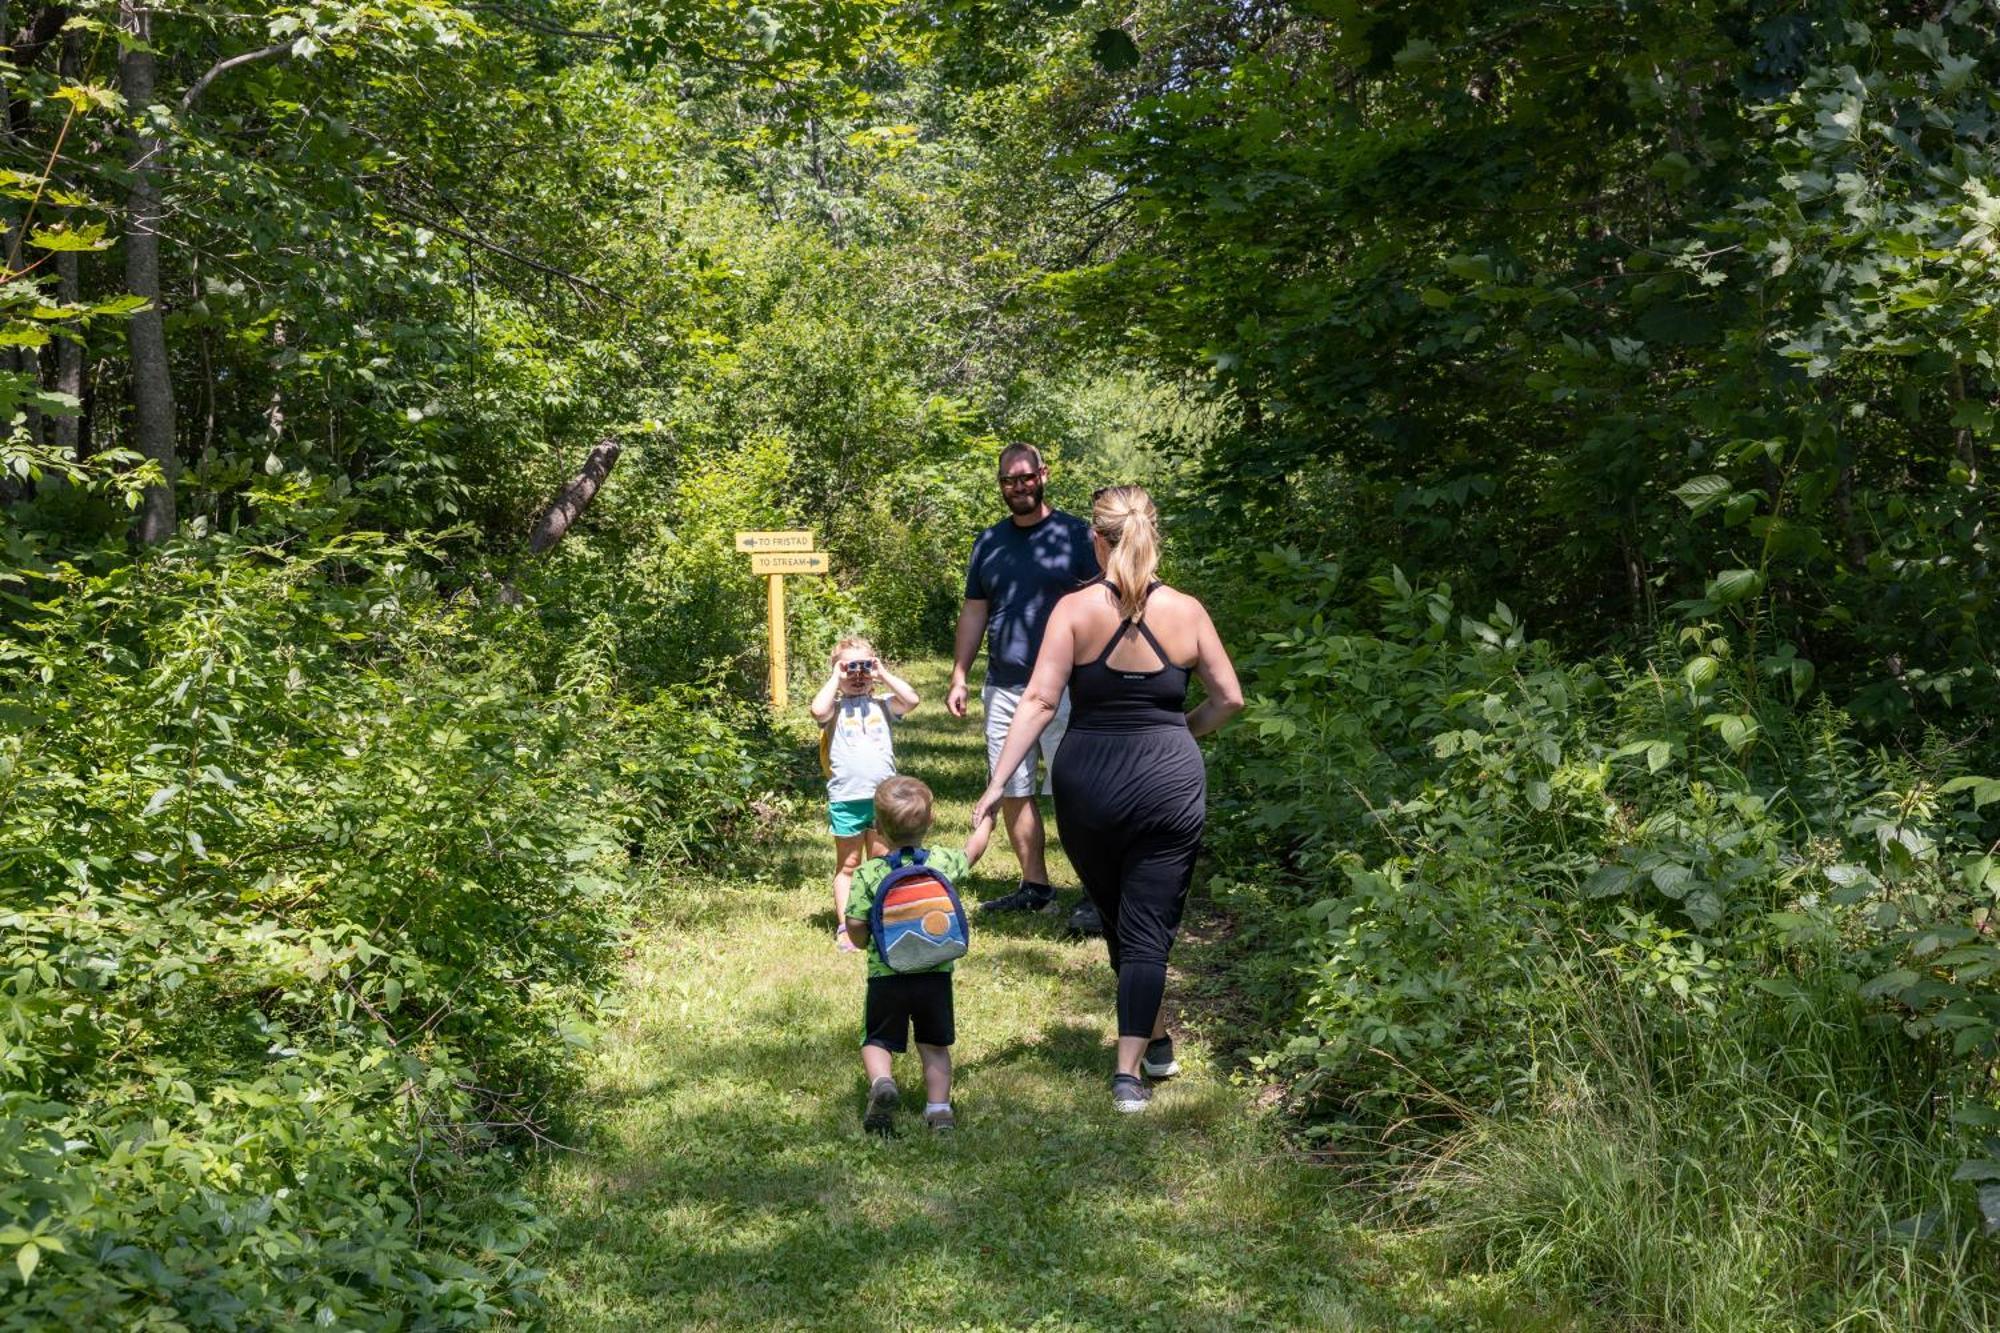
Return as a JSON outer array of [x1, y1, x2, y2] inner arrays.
[[828, 798, 876, 837]]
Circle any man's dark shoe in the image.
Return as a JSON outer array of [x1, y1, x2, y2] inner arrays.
[[1111, 1073, 1153, 1114], [1142, 1036, 1180, 1079], [1067, 897, 1104, 936], [863, 1077, 899, 1136], [980, 881, 1055, 914]]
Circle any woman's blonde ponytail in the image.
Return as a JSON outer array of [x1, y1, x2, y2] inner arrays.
[[1092, 485, 1161, 622]]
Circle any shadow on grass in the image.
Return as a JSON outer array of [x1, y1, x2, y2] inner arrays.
[[539, 997, 1297, 1329]]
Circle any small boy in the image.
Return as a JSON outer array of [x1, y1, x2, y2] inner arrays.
[[845, 775, 994, 1134], [809, 637, 920, 951]]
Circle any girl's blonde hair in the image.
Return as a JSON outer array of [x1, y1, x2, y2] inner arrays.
[[1091, 485, 1161, 623], [829, 635, 874, 667]]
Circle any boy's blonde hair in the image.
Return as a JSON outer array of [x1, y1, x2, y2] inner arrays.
[[874, 776, 933, 847], [830, 635, 874, 668]]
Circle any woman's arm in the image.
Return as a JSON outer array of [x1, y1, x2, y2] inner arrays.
[[970, 601, 1079, 825], [1185, 602, 1245, 738], [877, 664, 921, 717], [807, 669, 842, 725]]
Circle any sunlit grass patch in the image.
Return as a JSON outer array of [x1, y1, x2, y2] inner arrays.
[[531, 660, 1553, 1330]]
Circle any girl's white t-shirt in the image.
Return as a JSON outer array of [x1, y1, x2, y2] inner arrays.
[[826, 694, 896, 802]]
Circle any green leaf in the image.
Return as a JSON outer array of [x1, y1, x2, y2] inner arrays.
[[1671, 474, 1731, 514], [1981, 1185, 2000, 1236], [1683, 655, 1720, 691], [1584, 865, 1632, 897], [14, 1242, 36, 1283], [1859, 968, 1917, 1000], [1705, 568, 1763, 606], [26, 222, 111, 253], [1089, 28, 1139, 72], [1941, 776, 2000, 810], [1651, 863, 1693, 897], [1525, 779, 1551, 811]]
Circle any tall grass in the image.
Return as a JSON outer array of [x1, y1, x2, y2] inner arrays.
[[1413, 959, 1998, 1330]]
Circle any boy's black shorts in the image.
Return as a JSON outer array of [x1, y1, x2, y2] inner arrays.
[[863, 972, 955, 1051]]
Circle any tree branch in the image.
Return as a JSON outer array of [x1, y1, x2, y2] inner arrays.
[[382, 199, 624, 304], [529, 438, 621, 555], [180, 40, 293, 112]]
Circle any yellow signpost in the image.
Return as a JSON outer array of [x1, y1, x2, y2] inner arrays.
[[750, 552, 830, 575], [738, 531, 826, 708], [734, 530, 814, 553]]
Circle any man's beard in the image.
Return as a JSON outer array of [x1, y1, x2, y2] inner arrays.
[[1005, 484, 1043, 514]]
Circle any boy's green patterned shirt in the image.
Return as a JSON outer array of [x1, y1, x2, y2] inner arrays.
[[846, 846, 970, 979]]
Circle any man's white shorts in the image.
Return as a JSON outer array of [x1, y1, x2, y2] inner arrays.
[[982, 683, 1071, 799]]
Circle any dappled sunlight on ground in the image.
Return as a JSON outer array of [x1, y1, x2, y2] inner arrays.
[[531, 662, 1564, 1330]]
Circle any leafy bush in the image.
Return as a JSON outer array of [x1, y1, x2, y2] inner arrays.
[[0, 529, 773, 1327], [1209, 548, 2000, 1291]]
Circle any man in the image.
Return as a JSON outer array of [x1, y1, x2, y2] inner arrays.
[[947, 443, 1103, 930]]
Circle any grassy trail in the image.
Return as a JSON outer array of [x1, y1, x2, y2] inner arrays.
[[531, 660, 1549, 1330]]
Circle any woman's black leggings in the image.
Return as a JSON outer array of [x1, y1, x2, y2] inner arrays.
[[1055, 797, 1204, 1037]]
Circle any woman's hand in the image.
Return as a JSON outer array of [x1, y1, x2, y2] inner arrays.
[[970, 784, 1005, 830]]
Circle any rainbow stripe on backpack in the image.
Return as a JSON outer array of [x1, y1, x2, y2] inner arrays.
[[869, 848, 969, 972]]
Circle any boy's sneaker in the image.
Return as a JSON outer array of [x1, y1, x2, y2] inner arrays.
[[1141, 1036, 1180, 1079], [1067, 898, 1104, 936], [863, 1077, 899, 1135], [980, 881, 1055, 914], [923, 1106, 956, 1133], [1111, 1073, 1152, 1114]]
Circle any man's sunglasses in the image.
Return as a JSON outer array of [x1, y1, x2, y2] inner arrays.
[[999, 472, 1042, 489], [841, 659, 878, 675]]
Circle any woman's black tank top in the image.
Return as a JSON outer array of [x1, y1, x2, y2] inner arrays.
[[1067, 583, 1191, 733]]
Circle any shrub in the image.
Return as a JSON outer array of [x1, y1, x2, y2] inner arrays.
[[0, 530, 772, 1327], [1209, 548, 2000, 1272]]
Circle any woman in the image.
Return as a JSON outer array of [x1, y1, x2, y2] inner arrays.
[[972, 485, 1243, 1112]]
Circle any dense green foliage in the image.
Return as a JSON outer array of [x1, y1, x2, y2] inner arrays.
[[1051, 1, 2000, 724], [10, 0, 2000, 1323], [1010, 2, 2000, 1324]]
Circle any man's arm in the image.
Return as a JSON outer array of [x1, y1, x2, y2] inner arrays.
[[946, 599, 989, 719]]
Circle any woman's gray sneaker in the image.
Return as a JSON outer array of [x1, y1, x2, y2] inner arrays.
[[1141, 1036, 1180, 1079], [1111, 1073, 1152, 1113], [864, 1077, 899, 1135]]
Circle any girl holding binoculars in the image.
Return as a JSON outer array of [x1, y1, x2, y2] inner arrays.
[[810, 637, 921, 950]]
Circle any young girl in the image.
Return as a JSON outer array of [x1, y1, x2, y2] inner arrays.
[[809, 637, 920, 950]]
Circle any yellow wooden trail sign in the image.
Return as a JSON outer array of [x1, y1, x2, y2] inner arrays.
[[734, 530, 814, 552], [750, 552, 830, 575], [737, 530, 826, 709]]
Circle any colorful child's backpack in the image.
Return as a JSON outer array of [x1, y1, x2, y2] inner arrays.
[[869, 848, 970, 972]]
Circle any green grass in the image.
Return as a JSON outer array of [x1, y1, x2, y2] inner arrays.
[[528, 660, 1568, 1331]]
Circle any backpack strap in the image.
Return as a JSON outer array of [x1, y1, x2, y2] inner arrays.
[[884, 847, 929, 871]]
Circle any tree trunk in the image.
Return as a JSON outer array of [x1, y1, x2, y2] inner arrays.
[[121, 0, 177, 544], [51, 31, 82, 454], [528, 438, 621, 554]]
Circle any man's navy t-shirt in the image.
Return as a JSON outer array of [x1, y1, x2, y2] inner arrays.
[[963, 510, 1100, 689]]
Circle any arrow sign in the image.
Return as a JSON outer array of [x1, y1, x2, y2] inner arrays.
[[735, 530, 814, 552], [751, 551, 830, 575]]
